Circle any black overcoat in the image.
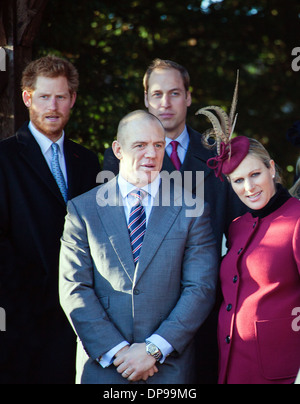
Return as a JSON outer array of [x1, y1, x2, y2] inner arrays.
[[0, 123, 100, 384]]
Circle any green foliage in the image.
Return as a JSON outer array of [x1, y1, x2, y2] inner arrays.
[[34, 0, 300, 183]]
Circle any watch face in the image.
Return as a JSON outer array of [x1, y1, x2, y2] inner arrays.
[[148, 344, 158, 355], [146, 342, 162, 360]]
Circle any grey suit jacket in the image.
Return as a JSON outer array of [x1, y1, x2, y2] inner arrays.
[[103, 126, 247, 258], [59, 176, 218, 384]]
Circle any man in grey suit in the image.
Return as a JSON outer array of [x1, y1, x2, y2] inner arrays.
[[59, 110, 218, 384], [103, 60, 246, 383]]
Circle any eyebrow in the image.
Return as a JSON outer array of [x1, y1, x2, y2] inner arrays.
[[36, 90, 69, 96], [231, 168, 261, 180], [131, 140, 165, 146], [151, 87, 184, 93], [132, 141, 146, 145]]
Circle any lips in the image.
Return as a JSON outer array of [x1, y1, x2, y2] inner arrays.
[[142, 164, 156, 169], [44, 112, 61, 122], [247, 191, 262, 202], [159, 113, 174, 119], [45, 115, 60, 122]]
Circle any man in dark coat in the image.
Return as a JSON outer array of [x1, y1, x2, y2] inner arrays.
[[0, 55, 100, 384], [103, 59, 246, 383]]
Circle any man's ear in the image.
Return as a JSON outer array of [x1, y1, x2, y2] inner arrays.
[[144, 91, 149, 108], [112, 140, 123, 161], [22, 90, 32, 108], [186, 91, 192, 107], [70, 92, 77, 108]]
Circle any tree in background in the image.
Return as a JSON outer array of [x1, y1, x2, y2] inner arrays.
[[31, 0, 300, 184], [0, 0, 48, 137]]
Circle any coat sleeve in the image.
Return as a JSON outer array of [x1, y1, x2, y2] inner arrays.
[[154, 203, 219, 354], [0, 162, 11, 256], [59, 200, 126, 360], [0, 160, 17, 302], [102, 147, 120, 178]]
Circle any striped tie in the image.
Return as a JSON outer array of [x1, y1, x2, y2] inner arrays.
[[128, 190, 147, 265], [51, 143, 68, 203]]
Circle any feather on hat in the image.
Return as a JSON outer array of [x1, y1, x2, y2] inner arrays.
[[196, 71, 250, 181]]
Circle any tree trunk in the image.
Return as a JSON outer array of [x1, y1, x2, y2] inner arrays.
[[0, 0, 48, 140]]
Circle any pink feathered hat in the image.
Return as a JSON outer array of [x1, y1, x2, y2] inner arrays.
[[206, 136, 250, 179]]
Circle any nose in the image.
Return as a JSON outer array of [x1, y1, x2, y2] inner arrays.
[[244, 178, 255, 193], [49, 96, 58, 110], [144, 145, 156, 159], [161, 94, 171, 108]]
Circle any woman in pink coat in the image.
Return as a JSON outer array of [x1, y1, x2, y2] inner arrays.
[[198, 102, 300, 384]]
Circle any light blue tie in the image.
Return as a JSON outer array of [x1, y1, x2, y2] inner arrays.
[[51, 143, 68, 203]]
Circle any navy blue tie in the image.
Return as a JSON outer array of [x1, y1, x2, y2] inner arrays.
[[51, 143, 68, 203], [128, 190, 147, 265]]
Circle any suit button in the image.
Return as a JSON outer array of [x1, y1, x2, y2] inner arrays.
[[133, 288, 140, 295], [226, 336, 231, 344], [226, 304, 232, 312], [233, 275, 238, 283]]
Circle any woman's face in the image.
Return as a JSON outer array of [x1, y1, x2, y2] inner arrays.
[[228, 154, 277, 210]]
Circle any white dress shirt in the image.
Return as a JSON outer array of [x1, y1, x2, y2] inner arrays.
[[99, 174, 174, 368], [118, 172, 161, 225], [165, 125, 190, 164], [28, 121, 68, 185]]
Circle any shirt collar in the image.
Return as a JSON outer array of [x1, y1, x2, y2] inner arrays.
[[118, 173, 161, 200], [165, 125, 189, 151], [28, 121, 65, 154]]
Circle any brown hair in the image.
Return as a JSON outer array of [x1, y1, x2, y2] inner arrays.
[[247, 138, 282, 183], [143, 59, 190, 94], [21, 55, 79, 94]]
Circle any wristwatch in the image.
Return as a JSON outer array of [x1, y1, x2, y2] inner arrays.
[[145, 340, 163, 362]]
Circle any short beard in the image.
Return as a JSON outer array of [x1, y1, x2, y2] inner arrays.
[[29, 109, 70, 141]]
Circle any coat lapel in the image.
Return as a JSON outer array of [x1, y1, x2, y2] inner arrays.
[[95, 177, 136, 283], [181, 126, 214, 180], [64, 139, 83, 199], [134, 184, 182, 285], [162, 126, 215, 187], [95, 178, 183, 286], [16, 124, 66, 207]]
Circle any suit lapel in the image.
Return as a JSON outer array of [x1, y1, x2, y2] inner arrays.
[[181, 127, 214, 180], [95, 178, 183, 285], [162, 152, 176, 172], [134, 185, 182, 285], [64, 139, 82, 199], [162, 126, 214, 187], [95, 178, 136, 283], [17, 124, 66, 206]]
